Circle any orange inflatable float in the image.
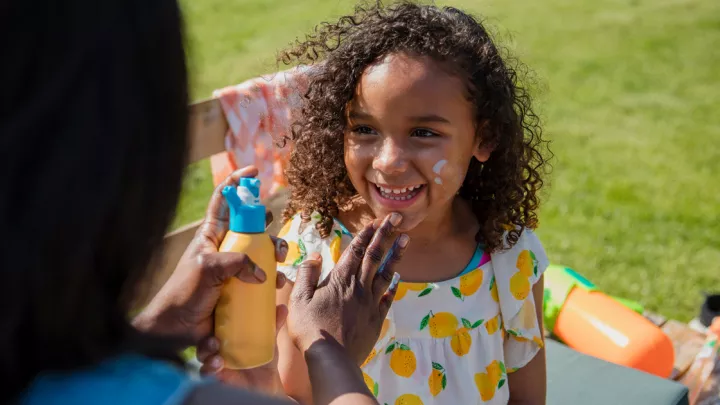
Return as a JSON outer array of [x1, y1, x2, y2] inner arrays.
[[543, 265, 675, 378]]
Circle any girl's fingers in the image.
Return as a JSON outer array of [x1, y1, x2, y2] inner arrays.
[[359, 213, 402, 289], [371, 233, 409, 302]]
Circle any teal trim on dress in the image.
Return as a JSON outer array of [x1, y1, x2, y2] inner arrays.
[[458, 244, 485, 276]]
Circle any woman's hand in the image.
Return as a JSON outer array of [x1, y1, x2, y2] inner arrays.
[[133, 166, 288, 342], [289, 213, 407, 364], [195, 308, 288, 395]]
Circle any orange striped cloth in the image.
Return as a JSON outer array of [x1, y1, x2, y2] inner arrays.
[[210, 66, 311, 198]]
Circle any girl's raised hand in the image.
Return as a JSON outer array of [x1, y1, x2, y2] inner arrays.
[[287, 213, 408, 364]]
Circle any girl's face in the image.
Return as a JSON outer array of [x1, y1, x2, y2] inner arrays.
[[344, 53, 491, 233]]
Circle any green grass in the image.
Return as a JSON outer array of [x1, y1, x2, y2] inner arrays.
[[175, 0, 720, 321]]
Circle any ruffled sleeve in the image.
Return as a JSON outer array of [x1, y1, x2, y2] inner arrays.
[[275, 213, 353, 284], [490, 229, 549, 371]]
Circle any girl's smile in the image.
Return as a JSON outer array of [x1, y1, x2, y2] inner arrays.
[[369, 182, 427, 210]]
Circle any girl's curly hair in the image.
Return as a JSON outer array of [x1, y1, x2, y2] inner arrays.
[[279, 1, 550, 252]]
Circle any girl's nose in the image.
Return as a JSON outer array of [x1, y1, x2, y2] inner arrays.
[[372, 138, 408, 175]]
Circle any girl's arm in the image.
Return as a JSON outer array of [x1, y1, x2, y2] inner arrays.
[[507, 276, 547, 405], [277, 282, 314, 404]]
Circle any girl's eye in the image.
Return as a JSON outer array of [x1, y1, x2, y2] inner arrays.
[[351, 125, 377, 136], [411, 128, 439, 138]]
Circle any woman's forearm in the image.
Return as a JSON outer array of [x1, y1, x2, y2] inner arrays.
[[302, 337, 378, 405]]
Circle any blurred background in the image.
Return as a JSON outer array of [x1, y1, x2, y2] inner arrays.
[[172, 0, 719, 322]]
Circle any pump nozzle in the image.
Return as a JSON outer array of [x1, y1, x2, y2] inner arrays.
[[237, 177, 261, 206], [222, 177, 266, 233]]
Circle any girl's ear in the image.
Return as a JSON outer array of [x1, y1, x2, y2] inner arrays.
[[474, 143, 494, 163], [473, 121, 494, 163]]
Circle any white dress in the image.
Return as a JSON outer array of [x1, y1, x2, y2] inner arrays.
[[277, 214, 549, 405]]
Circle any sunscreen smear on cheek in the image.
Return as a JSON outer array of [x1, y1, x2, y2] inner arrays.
[[433, 159, 447, 185]]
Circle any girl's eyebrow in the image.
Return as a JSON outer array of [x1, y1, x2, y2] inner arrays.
[[348, 110, 373, 121], [348, 111, 451, 125], [408, 114, 451, 124]]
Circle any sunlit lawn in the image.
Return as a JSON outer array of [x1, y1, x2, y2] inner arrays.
[[175, 0, 720, 321]]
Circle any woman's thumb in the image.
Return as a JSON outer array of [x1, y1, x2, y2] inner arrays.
[[199, 166, 260, 250], [290, 253, 323, 304]]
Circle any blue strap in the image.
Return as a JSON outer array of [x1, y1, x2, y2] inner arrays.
[[458, 244, 486, 276]]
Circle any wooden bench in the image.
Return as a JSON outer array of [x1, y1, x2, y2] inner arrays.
[[145, 98, 289, 305]]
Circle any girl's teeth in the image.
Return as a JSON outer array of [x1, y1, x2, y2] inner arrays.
[[375, 184, 423, 201], [377, 185, 421, 193]]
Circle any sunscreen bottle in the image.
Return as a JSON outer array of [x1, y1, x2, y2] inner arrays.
[[215, 177, 276, 369]]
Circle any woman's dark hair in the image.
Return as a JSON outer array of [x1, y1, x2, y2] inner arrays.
[[279, 1, 549, 251], [0, 0, 189, 400]]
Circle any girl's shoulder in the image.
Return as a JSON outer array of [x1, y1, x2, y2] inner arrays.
[[489, 228, 549, 369], [490, 227, 548, 280], [276, 212, 353, 283], [489, 228, 549, 314], [21, 354, 200, 405]]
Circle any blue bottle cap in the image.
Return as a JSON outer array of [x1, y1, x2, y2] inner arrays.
[[222, 177, 266, 233]]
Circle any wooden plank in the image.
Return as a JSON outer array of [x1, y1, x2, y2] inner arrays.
[[187, 98, 228, 163], [662, 320, 708, 381], [137, 219, 203, 307], [644, 311, 669, 327], [264, 189, 290, 236]]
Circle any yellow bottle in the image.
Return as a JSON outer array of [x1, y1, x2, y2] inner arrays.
[[215, 177, 276, 369]]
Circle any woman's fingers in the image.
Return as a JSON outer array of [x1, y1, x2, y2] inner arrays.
[[276, 272, 287, 290], [200, 355, 224, 375], [379, 273, 401, 316], [271, 236, 288, 263], [194, 166, 259, 250], [265, 210, 274, 229], [333, 221, 377, 283], [371, 233, 409, 301], [291, 253, 323, 303], [196, 252, 266, 286], [359, 213, 402, 289], [205, 166, 259, 223], [196, 336, 221, 363]]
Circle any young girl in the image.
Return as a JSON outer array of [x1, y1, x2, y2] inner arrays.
[[274, 2, 550, 404]]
